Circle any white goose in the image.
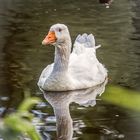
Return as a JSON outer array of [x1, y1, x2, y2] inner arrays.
[[38, 24, 107, 91]]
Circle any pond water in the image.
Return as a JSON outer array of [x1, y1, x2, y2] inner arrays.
[[0, 0, 140, 139]]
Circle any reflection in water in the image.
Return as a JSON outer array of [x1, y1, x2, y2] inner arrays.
[[43, 79, 107, 140]]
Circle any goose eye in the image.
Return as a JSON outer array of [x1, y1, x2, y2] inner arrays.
[[58, 28, 62, 32]]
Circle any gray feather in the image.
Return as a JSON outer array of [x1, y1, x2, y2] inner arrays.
[[87, 34, 95, 47], [75, 34, 81, 42], [78, 34, 86, 43], [74, 33, 100, 49]]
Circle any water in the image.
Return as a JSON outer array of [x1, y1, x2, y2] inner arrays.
[[0, 0, 140, 139]]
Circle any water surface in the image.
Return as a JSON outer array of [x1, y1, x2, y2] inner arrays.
[[0, 0, 140, 139]]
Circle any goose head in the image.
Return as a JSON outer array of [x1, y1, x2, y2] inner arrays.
[[42, 24, 71, 47]]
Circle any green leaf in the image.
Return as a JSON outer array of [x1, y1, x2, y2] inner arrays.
[[0, 97, 42, 140], [4, 114, 41, 140], [18, 97, 41, 112], [101, 86, 140, 111]]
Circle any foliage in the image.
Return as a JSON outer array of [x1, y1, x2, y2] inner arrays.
[[0, 97, 42, 140], [102, 85, 140, 112]]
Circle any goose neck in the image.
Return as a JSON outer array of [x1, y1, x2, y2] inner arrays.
[[52, 42, 71, 73]]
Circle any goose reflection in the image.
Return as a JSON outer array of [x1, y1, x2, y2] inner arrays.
[[43, 79, 108, 140]]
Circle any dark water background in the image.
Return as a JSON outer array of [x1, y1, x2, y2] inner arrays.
[[0, 0, 140, 139]]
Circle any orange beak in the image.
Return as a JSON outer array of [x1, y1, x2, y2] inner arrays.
[[42, 31, 57, 45]]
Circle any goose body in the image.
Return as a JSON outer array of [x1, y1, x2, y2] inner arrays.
[[38, 24, 107, 91]]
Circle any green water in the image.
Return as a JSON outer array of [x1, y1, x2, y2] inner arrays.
[[0, 0, 140, 139]]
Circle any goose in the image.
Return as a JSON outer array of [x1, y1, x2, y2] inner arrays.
[[38, 23, 107, 91]]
